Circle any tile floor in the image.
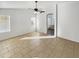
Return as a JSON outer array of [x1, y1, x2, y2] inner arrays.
[[0, 32, 79, 58]]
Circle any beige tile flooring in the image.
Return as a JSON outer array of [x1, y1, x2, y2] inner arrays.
[[0, 32, 79, 58]]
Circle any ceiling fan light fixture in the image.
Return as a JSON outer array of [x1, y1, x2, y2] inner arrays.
[[34, 8, 38, 12], [35, 1, 38, 3], [27, 1, 45, 13]]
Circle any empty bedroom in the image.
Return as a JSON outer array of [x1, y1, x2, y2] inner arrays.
[[0, 0, 79, 58]]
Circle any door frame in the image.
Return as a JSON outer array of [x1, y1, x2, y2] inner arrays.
[[46, 4, 58, 38]]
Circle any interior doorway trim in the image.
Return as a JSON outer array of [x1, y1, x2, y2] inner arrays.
[[46, 5, 57, 38], [56, 4, 58, 38]]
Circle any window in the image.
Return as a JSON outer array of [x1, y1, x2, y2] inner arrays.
[[0, 15, 10, 33]]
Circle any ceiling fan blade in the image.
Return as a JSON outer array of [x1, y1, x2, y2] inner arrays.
[[38, 9, 45, 13], [37, 8, 45, 13], [40, 11, 45, 13]]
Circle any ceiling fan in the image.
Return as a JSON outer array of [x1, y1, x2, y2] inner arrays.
[[28, 1, 45, 13]]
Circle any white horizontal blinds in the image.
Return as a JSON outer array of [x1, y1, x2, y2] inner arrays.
[[0, 15, 10, 33]]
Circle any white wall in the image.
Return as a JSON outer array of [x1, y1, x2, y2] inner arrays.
[[0, 8, 56, 40], [58, 2, 79, 42], [39, 10, 56, 34], [0, 1, 56, 40], [0, 9, 34, 40]]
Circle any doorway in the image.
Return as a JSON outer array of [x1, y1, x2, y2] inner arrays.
[[46, 13, 56, 37]]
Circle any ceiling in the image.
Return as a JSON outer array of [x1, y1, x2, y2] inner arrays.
[[0, 1, 77, 13], [0, 1, 63, 9]]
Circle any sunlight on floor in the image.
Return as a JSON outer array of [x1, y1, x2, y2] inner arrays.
[[21, 36, 56, 40]]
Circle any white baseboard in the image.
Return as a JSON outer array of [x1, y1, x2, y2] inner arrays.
[[58, 36, 79, 43]]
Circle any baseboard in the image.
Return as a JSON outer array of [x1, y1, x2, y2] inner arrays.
[[0, 32, 32, 42], [58, 36, 79, 43], [0, 32, 56, 42]]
